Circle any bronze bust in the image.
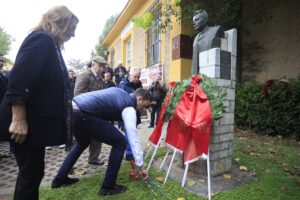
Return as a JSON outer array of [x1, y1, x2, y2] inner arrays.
[[191, 10, 224, 75]]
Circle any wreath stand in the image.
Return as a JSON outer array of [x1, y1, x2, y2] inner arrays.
[[146, 122, 212, 200]]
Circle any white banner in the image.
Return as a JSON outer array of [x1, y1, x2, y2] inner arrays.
[[140, 64, 163, 88]]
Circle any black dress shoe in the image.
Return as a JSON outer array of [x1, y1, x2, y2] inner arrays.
[[88, 160, 105, 166], [148, 125, 154, 128], [51, 177, 79, 188], [99, 184, 128, 196]]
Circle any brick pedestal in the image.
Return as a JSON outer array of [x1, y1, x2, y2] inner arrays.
[[189, 29, 237, 176]]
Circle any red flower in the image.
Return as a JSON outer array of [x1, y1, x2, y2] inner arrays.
[[169, 81, 176, 87]]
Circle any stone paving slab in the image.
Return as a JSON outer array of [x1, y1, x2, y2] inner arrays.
[[0, 143, 110, 195], [0, 119, 153, 196], [0, 118, 256, 198]]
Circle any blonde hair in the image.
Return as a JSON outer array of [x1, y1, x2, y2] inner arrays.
[[33, 5, 79, 49]]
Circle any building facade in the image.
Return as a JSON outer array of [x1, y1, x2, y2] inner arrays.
[[103, 0, 300, 86], [103, 0, 195, 87]]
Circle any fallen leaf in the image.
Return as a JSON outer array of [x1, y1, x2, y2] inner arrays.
[[223, 174, 232, 179], [187, 180, 196, 186], [199, 179, 206, 183], [234, 158, 240, 162], [73, 171, 86, 176], [239, 166, 248, 171], [249, 148, 257, 153], [177, 198, 185, 200], [250, 152, 261, 156], [250, 170, 257, 177], [265, 168, 271, 173], [282, 168, 290, 172], [217, 162, 224, 170], [282, 163, 289, 167], [268, 148, 277, 154], [288, 174, 297, 179], [155, 176, 164, 182]]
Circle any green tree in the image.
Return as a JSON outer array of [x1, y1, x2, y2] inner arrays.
[[0, 26, 13, 55], [68, 58, 87, 71], [162, 0, 242, 31], [94, 14, 119, 59]]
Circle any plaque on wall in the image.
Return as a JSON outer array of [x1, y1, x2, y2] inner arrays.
[[172, 34, 193, 60]]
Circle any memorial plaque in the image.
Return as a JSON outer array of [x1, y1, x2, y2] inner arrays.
[[172, 34, 193, 60]]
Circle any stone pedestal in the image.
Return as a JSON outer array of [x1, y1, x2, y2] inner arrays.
[[189, 29, 237, 177]]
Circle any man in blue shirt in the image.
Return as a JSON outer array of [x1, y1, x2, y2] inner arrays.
[[52, 87, 151, 196]]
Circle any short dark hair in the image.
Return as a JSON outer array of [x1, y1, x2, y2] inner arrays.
[[134, 88, 151, 101], [193, 10, 208, 22]]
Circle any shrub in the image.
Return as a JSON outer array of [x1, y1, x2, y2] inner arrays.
[[235, 78, 300, 140]]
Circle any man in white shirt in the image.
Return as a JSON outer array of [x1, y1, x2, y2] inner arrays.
[[51, 87, 150, 196]]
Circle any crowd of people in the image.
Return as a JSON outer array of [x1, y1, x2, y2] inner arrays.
[[0, 5, 167, 200]]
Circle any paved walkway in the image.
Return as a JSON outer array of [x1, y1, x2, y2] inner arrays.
[[0, 119, 153, 198], [0, 118, 255, 199]]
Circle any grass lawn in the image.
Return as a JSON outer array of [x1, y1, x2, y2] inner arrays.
[[40, 131, 300, 200]]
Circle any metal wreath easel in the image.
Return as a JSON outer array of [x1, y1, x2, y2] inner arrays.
[[145, 122, 212, 200]]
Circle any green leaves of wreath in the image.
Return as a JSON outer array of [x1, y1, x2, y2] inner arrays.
[[163, 74, 227, 121]]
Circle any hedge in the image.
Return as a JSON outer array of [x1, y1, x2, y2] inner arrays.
[[235, 78, 300, 140]]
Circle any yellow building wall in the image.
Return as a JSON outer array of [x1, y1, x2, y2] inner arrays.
[[168, 2, 194, 82], [114, 40, 122, 67], [132, 27, 146, 68], [106, 0, 154, 70], [105, 0, 197, 82]]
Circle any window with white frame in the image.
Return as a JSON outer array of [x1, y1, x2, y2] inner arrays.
[[146, 8, 161, 67], [126, 39, 131, 68]]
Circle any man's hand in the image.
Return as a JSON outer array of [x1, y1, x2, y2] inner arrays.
[[138, 165, 149, 180], [9, 104, 28, 144]]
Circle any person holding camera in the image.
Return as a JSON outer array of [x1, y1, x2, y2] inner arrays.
[[148, 77, 166, 128]]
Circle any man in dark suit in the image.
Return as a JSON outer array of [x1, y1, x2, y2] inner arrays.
[[191, 10, 224, 75]]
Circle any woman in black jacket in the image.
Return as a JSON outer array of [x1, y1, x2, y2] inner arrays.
[[0, 6, 79, 200]]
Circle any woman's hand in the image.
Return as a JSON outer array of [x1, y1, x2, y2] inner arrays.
[[10, 119, 28, 144], [9, 104, 28, 144]]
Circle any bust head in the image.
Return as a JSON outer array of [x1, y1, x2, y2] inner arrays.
[[193, 10, 208, 33]]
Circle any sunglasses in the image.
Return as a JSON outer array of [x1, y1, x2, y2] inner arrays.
[[0, 60, 4, 62]]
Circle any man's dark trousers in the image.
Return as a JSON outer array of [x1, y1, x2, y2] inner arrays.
[[13, 143, 45, 200], [55, 109, 127, 188], [150, 102, 162, 127]]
